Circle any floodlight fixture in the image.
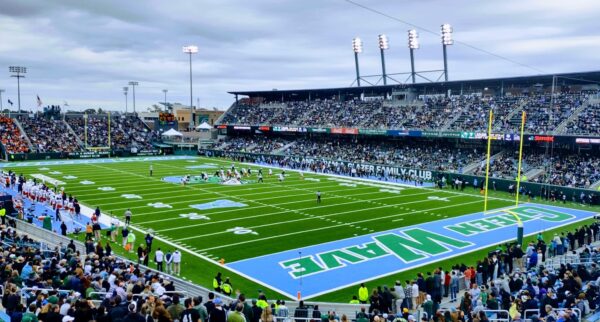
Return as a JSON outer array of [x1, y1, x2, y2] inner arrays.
[[182, 45, 199, 54], [408, 29, 420, 49], [378, 34, 389, 50], [352, 37, 363, 53], [9, 66, 27, 112], [441, 24, 454, 45]]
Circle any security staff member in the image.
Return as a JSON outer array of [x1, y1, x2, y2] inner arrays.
[[0, 206, 6, 225]]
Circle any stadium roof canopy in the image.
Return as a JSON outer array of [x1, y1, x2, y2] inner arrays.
[[228, 70, 600, 102]]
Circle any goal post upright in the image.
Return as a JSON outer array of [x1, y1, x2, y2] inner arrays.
[[483, 110, 526, 246], [483, 109, 493, 212]]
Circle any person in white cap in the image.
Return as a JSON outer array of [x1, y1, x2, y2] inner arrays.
[[62, 315, 75, 322]]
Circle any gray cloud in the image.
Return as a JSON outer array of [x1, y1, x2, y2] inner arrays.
[[0, 0, 598, 111]]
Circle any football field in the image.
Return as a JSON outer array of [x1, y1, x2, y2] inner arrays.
[[2, 156, 598, 300]]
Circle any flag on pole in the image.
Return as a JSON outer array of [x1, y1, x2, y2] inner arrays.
[[7, 99, 13, 106], [37, 95, 42, 107]]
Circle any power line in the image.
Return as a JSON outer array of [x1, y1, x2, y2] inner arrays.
[[343, 0, 546, 74]]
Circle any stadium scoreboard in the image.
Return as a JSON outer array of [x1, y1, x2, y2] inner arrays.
[[159, 112, 175, 123]]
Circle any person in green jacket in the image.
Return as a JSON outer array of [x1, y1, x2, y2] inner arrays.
[[228, 303, 246, 322], [42, 215, 52, 231], [194, 296, 209, 322], [22, 303, 39, 322], [421, 295, 434, 320]]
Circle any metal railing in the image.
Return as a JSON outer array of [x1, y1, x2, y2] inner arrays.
[[524, 309, 540, 320], [482, 310, 510, 322]]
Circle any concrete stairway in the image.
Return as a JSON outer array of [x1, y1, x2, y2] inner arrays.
[[215, 102, 237, 125], [554, 97, 593, 134], [62, 119, 85, 149], [12, 118, 35, 152], [463, 150, 505, 175], [272, 142, 296, 155], [494, 99, 528, 131]]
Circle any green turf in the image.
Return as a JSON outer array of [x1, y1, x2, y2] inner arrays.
[[6, 156, 599, 302]]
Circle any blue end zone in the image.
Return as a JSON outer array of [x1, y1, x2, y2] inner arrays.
[[227, 203, 598, 299]]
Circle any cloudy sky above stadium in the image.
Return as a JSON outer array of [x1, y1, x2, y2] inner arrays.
[[1, 0, 599, 111]]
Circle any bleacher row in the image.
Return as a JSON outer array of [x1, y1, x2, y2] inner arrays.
[[0, 114, 156, 154], [220, 92, 600, 135], [209, 137, 600, 189]]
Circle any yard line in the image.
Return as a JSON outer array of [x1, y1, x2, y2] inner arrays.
[[196, 199, 486, 252], [65, 173, 346, 195], [131, 188, 417, 221], [82, 180, 378, 204], [87, 183, 378, 203], [200, 156, 517, 203], [154, 161, 428, 208], [158, 192, 470, 234], [85, 163, 427, 224], [136, 189, 441, 225]]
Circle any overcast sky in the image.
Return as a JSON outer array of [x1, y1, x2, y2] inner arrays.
[[1, 0, 599, 111]]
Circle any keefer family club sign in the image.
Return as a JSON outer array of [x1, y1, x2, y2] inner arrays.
[[228, 204, 597, 299]]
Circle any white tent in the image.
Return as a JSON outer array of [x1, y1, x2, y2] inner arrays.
[[196, 122, 212, 130], [162, 128, 183, 137]]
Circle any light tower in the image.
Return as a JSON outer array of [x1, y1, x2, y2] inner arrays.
[[162, 89, 168, 110], [441, 24, 454, 82], [378, 34, 389, 85], [9, 66, 26, 112], [408, 29, 420, 84], [352, 38, 363, 87], [123, 87, 129, 113], [182, 45, 198, 130], [128, 81, 138, 113]]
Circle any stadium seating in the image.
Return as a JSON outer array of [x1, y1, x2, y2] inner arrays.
[[66, 114, 156, 150], [220, 92, 597, 135], [0, 115, 30, 154], [564, 103, 600, 135], [18, 115, 81, 153]]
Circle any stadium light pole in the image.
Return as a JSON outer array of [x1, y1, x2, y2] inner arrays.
[[352, 37, 363, 87], [162, 89, 168, 110], [9, 66, 26, 113], [0, 89, 4, 111], [128, 81, 138, 113], [378, 34, 389, 85], [441, 24, 454, 82], [123, 87, 129, 113], [183, 45, 198, 131], [408, 29, 420, 84]]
